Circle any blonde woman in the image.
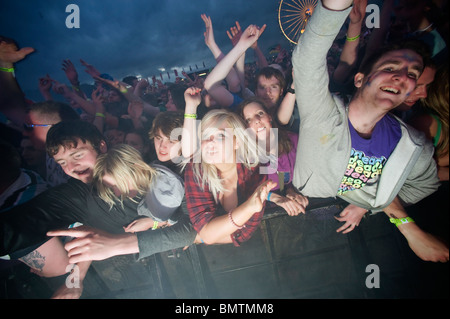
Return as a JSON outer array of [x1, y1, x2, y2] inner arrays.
[[409, 63, 449, 181], [183, 106, 276, 246], [94, 144, 185, 232]]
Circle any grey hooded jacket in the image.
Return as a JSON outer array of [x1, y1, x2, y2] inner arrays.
[[291, 2, 439, 212]]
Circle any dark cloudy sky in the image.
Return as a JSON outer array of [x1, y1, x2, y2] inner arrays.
[[1, 0, 294, 101]]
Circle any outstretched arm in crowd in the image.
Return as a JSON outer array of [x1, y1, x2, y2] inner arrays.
[[201, 14, 241, 95], [360, 0, 394, 68], [52, 80, 96, 115], [182, 87, 202, 159], [276, 68, 297, 125], [94, 75, 160, 117], [332, 0, 367, 86], [0, 38, 34, 128], [226, 21, 266, 99], [38, 74, 54, 101], [62, 59, 86, 100], [204, 24, 265, 108]]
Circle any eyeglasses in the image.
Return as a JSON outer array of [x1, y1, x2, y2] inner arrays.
[[23, 123, 54, 131]]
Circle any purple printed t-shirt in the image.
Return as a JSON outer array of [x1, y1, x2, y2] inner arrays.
[[337, 114, 401, 195]]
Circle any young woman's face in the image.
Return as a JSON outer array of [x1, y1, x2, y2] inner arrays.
[[153, 129, 180, 162], [201, 122, 237, 165], [242, 102, 272, 141]]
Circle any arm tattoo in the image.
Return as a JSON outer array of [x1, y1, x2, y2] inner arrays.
[[19, 250, 46, 273]]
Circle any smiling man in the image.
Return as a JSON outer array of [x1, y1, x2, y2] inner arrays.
[[292, 0, 448, 262]]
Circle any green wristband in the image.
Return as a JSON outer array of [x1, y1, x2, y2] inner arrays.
[[184, 113, 197, 119], [389, 217, 415, 227], [0, 67, 14, 73]]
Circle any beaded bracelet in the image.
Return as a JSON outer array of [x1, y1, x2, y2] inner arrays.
[[228, 210, 244, 229]]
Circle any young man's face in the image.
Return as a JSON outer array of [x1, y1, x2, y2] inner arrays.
[[355, 49, 423, 112], [153, 129, 181, 163], [53, 138, 106, 184], [22, 111, 58, 151], [255, 76, 283, 109]]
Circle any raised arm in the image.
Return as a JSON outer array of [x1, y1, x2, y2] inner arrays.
[[94, 75, 160, 117], [277, 69, 296, 125], [182, 87, 202, 159], [202, 14, 240, 95], [332, 0, 367, 86], [62, 59, 85, 99], [204, 24, 264, 108], [292, 0, 352, 121], [0, 38, 34, 127]]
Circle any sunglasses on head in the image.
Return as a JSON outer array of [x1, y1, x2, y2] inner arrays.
[[23, 123, 53, 131]]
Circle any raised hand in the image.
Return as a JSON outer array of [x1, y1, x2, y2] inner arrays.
[[0, 39, 34, 67], [52, 80, 72, 98], [80, 58, 101, 78], [62, 59, 80, 85], [250, 24, 266, 50], [227, 21, 242, 46], [237, 24, 266, 51], [184, 86, 202, 110], [127, 100, 144, 120], [38, 74, 53, 92], [349, 0, 368, 25], [201, 14, 216, 49]]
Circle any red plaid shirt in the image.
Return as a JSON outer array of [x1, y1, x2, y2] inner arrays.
[[184, 163, 267, 246]]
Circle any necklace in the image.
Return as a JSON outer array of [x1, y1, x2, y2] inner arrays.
[[413, 23, 433, 34]]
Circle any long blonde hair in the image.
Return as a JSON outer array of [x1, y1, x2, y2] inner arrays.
[[94, 144, 157, 209], [191, 109, 261, 201], [422, 63, 449, 159]]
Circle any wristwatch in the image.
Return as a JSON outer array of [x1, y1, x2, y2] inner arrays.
[[286, 87, 295, 94]]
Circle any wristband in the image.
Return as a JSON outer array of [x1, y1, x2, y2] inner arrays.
[[346, 34, 360, 42], [95, 112, 105, 118], [152, 221, 159, 230], [267, 191, 273, 201], [184, 113, 197, 119], [0, 67, 14, 73], [389, 217, 415, 227], [228, 210, 244, 229]]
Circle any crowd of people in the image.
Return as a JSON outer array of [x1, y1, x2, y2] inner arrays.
[[0, 0, 448, 299]]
